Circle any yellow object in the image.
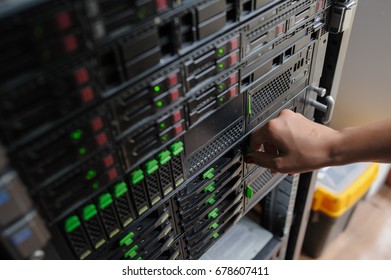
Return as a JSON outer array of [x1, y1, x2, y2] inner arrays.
[[312, 163, 379, 218]]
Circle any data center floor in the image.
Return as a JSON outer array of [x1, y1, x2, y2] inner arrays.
[[301, 185, 391, 260]]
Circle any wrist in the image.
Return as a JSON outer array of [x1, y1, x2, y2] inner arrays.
[[327, 128, 350, 166]]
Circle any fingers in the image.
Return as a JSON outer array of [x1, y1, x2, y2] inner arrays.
[[249, 125, 268, 151], [264, 142, 278, 155], [245, 151, 279, 171], [249, 111, 290, 151]]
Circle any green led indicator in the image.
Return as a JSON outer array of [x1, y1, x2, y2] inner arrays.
[[218, 83, 225, 91], [218, 63, 224, 70], [159, 122, 166, 129], [92, 182, 100, 190], [79, 147, 87, 155], [71, 129, 83, 140], [153, 85, 161, 93], [218, 48, 224, 55], [156, 100, 163, 108], [218, 97, 225, 102], [86, 169, 97, 180], [161, 134, 168, 142]]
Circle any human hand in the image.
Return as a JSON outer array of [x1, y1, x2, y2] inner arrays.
[[246, 109, 339, 173]]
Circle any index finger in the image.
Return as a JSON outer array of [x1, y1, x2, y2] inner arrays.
[[249, 124, 271, 152]]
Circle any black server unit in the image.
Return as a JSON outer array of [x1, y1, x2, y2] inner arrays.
[[0, 0, 356, 259]]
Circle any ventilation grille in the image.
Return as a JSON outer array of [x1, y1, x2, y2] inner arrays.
[[277, 0, 298, 12], [146, 173, 161, 203], [84, 217, 104, 246], [100, 206, 119, 235], [251, 168, 274, 194], [171, 155, 183, 182], [66, 227, 90, 258], [131, 182, 148, 211], [320, 7, 331, 37], [115, 193, 133, 226], [251, 69, 292, 117], [188, 121, 243, 175], [159, 164, 172, 191]]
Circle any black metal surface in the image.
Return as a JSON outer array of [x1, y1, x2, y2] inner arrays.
[[0, 0, 337, 259]]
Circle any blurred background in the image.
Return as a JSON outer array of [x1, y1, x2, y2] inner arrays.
[[302, 0, 391, 260], [331, 0, 391, 129]]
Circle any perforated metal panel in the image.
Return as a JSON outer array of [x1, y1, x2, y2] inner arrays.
[[251, 69, 292, 117], [188, 120, 243, 175], [171, 155, 183, 184], [251, 168, 275, 194], [159, 164, 172, 191]]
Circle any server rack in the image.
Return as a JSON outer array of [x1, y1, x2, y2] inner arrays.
[[0, 0, 357, 259]]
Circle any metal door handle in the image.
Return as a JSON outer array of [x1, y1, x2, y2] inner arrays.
[[307, 86, 335, 124], [308, 95, 335, 124]]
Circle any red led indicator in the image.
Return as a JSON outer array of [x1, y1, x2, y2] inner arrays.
[[229, 38, 239, 51], [172, 111, 182, 123], [103, 155, 114, 168], [229, 87, 238, 98], [80, 86, 94, 103], [91, 117, 103, 132], [174, 123, 184, 135], [107, 168, 118, 180], [168, 73, 178, 87], [229, 73, 238, 86], [230, 53, 238, 65], [63, 34, 78, 53], [276, 23, 285, 36], [316, 0, 325, 11], [156, 0, 168, 12], [96, 132, 108, 146], [74, 67, 89, 85], [170, 88, 180, 102], [56, 11, 72, 30]]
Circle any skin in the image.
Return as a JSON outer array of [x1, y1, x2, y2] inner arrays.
[[247, 109, 391, 174]]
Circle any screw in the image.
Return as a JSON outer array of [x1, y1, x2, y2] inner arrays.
[[31, 250, 45, 260]]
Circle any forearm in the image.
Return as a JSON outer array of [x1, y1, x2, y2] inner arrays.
[[329, 119, 391, 165], [248, 110, 391, 173]]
